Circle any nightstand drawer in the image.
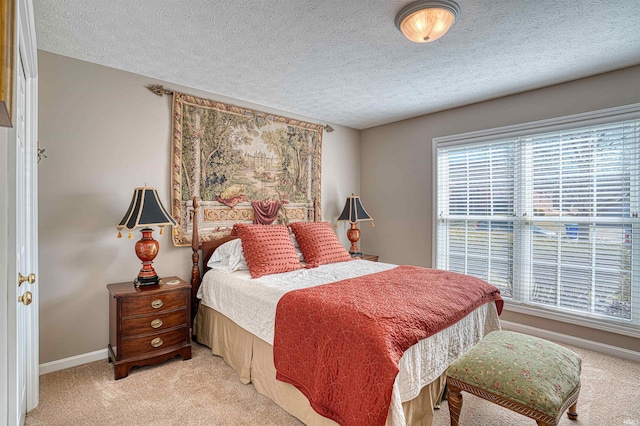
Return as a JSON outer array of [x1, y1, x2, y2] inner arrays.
[[121, 309, 187, 338], [121, 290, 186, 317], [121, 326, 188, 358]]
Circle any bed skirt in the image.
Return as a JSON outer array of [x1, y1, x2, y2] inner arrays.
[[195, 304, 446, 426]]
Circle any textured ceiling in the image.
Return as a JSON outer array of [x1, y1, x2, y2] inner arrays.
[[34, 0, 640, 130]]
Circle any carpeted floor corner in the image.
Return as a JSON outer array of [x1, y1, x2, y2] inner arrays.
[[27, 340, 640, 425], [26, 343, 301, 426]]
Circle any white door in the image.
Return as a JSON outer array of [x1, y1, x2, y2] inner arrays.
[[10, 51, 38, 425], [7, 0, 40, 421], [15, 53, 29, 425]]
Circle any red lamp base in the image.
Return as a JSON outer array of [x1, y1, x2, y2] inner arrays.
[[134, 228, 160, 287], [347, 223, 361, 256]]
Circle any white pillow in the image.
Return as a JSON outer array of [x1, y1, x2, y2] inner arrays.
[[206, 238, 248, 273], [290, 233, 305, 262]]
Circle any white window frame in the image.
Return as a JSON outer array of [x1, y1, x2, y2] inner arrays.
[[432, 103, 640, 338]]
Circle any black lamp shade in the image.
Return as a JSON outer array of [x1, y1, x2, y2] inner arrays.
[[337, 194, 373, 224], [117, 187, 177, 231]]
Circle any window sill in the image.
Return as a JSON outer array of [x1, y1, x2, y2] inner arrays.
[[503, 300, 640, 339]]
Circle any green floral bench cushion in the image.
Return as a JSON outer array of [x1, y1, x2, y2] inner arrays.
[[447, 331, 581, 418]]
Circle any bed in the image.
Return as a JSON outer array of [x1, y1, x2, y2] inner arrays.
[[188, 198, 503, 426]]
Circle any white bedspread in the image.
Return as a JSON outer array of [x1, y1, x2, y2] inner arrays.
[[197, 259, 500, 424]]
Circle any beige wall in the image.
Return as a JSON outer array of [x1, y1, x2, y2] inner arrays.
[[361, 65, 640, 352], [37, 51, 361, 363]]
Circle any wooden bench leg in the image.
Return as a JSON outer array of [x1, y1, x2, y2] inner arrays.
[[447, 383, 463, 426], [567, 401, 578, 420]]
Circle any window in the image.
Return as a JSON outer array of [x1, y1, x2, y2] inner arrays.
[[434, 105, 640, 335]]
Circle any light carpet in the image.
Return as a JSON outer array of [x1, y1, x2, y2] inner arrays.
[[27, 340, 640, 425]]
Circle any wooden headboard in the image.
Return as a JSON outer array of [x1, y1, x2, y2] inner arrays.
[[190, 196, 319, 323]]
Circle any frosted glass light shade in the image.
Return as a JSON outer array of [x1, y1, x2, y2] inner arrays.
[[395, 0, 460, 43]]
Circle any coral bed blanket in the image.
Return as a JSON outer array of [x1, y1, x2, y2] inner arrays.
[[274, 265, 504, 426]]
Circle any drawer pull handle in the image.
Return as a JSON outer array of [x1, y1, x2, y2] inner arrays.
[[151, 299, 163, 309], [150, 318, 163, 329], [151, 337, 163, 348]]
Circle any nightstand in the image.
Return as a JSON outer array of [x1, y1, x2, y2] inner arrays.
[[360, 254, 379, 262], [107, 276, 192, 380]]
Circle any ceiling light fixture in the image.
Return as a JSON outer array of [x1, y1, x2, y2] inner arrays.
[[395, 0, 461, 43]]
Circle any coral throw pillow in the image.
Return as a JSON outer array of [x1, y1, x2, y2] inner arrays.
[[234, 224, 303, 278], [289, 222, 352, 268]]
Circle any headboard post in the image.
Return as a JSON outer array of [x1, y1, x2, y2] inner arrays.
[[191, 196, 201, 328], [314, 199, 319, 222]]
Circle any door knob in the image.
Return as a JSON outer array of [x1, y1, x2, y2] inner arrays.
[[18, 291, 32, 305], [18, 272, 36, 286]]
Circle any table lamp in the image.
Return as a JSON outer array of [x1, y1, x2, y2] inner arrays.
[[337, 194, 374, 256], [116, 186, 177, 286]]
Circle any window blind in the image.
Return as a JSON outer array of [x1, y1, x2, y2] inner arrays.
[[436, 117, 640, 329]]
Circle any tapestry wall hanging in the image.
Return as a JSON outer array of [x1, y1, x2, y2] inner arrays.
[[170, 91, 323, 246]]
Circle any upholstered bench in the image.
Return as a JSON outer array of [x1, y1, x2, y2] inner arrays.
[[446, 331, 581, 426]]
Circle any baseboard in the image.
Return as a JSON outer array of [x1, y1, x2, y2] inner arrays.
[[500, 320, 640, 363], [39, 348, 108, 375]]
